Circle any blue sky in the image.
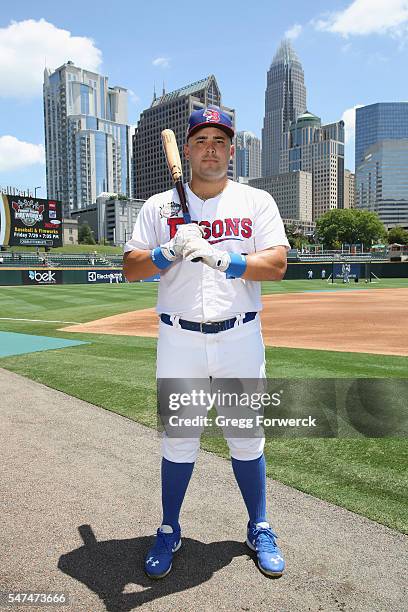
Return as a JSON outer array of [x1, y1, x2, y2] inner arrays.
[[1, 0, 408, 196]]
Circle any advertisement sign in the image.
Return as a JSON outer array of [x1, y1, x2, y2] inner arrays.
[[0, 195, 63, 247], [333, 263, 361, 280], [22, 270, 63, 285], [87, 270, 125, 284]]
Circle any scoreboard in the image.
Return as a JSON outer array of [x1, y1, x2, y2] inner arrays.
[[0, 195, 63, 247]]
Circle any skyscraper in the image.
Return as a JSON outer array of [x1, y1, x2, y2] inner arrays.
[[355, 103, 408, 227], [344, 169, 355, 209], [235, 131, 261, 182], [43, 61, 131, 216], [132, 76, 235, 200], [249, 171, 312, 223], [287, 111, 345, 219], [262, 39, 307, 177]]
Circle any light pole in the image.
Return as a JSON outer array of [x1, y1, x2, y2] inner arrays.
[[34, 186, 41, 198]]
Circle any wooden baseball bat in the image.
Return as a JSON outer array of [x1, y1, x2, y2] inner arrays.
[[161, 129, 191, 223], [161, 129, 201, 261]]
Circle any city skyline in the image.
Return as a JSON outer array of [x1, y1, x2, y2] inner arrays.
[[1, 0, 408, 195]]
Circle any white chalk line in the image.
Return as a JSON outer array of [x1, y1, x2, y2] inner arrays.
[[0, 318, 81, 324]]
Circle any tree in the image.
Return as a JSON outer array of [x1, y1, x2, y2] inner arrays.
[[78, 222, 96, 245], [316, 209, 386, 249], [284, 222, 308, 249], [387, 226, 408, 245]]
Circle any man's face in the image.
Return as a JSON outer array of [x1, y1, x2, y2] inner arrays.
[[184, 127, 234, 182]]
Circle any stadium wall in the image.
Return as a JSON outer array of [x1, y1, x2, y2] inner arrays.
[[0, 263, 407, 286]]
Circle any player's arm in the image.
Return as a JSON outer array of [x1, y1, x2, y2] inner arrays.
[[123, 223, 205, 281], [242, 246, 287, 281], [123, 249, 161, 281]]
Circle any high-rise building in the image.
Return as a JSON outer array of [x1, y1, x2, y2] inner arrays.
[[355, 103, 408, 227], [344, 169, 355, 209], [262, 39, 307, 177], [249, 172, 312, 223], [70, 194, 144, 245], [132, 76, 235, 200], [43, 61, 131, 216], [285, 111, 344, 219], [235, 131, 261, 182]]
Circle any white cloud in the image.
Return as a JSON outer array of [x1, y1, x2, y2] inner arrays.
[[315, 0, 408, 37], [284, 24, 302, 40], [0, 19, 102, 98], [128, 89, 140, 104], [341, 42, 352, 53], [0, 136, 45, 172], [341, 104, 364, 144], [152, 57, 170, 68]]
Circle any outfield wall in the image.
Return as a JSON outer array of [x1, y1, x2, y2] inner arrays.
[[0, 262, 407, 286], [284, 262, 408, 280], [0, 268, 125, 286]]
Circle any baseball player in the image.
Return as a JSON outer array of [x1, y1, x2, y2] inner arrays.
[[123, 106, 290, 579]]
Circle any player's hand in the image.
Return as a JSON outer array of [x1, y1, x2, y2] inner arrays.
[[175, 223, 205, 242], [159, 238, 179, 262], [183, 237, 231, 272], [158, 224, 205, 262]]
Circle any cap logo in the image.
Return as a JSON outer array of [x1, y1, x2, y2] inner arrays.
[[203, 108, 221, 123]]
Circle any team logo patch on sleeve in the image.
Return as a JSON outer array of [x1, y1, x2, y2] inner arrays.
[[160, 201, 182, 218]]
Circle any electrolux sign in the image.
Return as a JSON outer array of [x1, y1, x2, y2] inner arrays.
[[87, 270, 125, 284], [22, 270, 63, 285]]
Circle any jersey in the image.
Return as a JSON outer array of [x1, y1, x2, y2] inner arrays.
[[124, 180, 290, 322]]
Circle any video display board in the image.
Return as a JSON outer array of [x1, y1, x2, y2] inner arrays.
[[0, 195, 63, 247]]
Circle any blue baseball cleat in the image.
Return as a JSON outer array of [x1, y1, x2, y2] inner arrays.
[[246, 521, 285, 577], [144, 524, 182, 579]]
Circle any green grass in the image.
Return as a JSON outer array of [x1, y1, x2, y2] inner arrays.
[[0, 280, 407, 533], [261, 276, 408, 294]]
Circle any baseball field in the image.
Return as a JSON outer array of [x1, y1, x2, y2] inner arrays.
[[0, 278, 407, 533]]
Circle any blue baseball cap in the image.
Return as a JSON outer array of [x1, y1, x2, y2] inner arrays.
[[187, 105, 234, 140]]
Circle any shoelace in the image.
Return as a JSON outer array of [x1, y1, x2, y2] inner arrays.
[[253, 527, 279, 553], [154, 530, 177, 555]]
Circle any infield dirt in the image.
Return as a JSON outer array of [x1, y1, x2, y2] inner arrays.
[[61, 288, 408, 357]]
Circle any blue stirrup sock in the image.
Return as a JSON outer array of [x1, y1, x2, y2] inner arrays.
[[161, 457, 195, 530], [231, 454, 267, 525]]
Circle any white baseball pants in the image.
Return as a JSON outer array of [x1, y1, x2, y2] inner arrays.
[[156, 315, 266, 462]]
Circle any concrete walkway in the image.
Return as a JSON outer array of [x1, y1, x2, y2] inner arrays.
[[0, 368, 406, 612]]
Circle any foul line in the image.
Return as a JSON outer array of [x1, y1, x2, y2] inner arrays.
[[0, 317, 81, 324]]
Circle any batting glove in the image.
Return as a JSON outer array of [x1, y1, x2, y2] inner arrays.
[[151, 224, 205, 270], [183, 238, 247, 278], [175, 223, 205, 242]]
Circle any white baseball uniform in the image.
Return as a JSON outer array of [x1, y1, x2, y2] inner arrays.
[[124, 180, 290, 462]]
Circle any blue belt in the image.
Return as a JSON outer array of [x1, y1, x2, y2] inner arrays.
[[160, 312, 257, 334]]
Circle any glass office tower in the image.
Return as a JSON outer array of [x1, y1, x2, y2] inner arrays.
[[44, 62, 131, 215], [235, 131, 261, 181], [355, 103, 408, 227]]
